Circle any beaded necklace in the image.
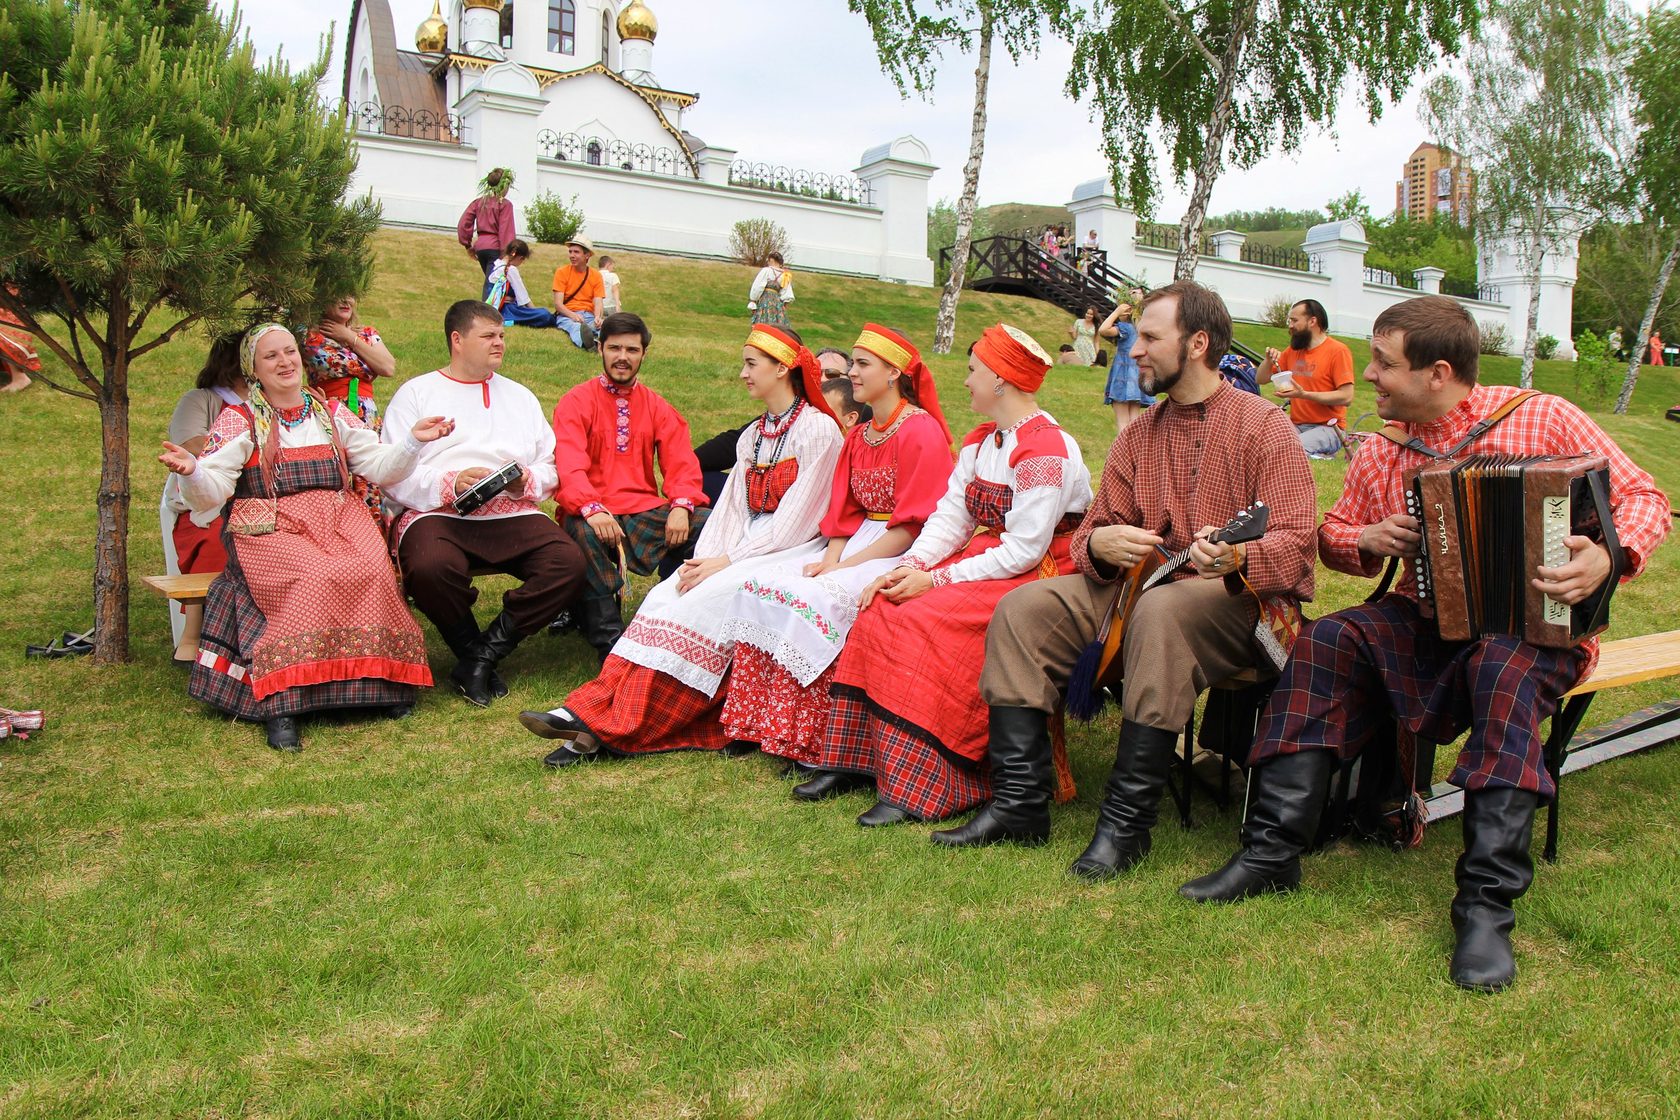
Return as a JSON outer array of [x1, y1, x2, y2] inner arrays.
[[747, 397, 803, 515], [869, 396, 908, 433], [275, 398, 314, 431]]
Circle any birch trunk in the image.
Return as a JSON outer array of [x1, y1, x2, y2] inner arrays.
[[1175, 0, 1257, 281], [934, 6, 993, 355], [1518, 196, 1546, 388], [1617, 230, 1680, 413]]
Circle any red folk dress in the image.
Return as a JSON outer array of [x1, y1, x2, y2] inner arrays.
[[822, 413, 1094, 818], [719, 407, 952, 764]]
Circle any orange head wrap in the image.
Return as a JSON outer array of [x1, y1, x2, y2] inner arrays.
[[853, 323, 952, 445], [972, 322, 1053, 393], [744, 325, 839, 425]]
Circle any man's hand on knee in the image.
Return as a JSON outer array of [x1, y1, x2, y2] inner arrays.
[[586, 511, 624, 548]]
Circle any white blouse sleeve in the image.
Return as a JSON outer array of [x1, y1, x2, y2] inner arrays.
[[941, 451, 1087, 584], [336, 406, 423, 486], [903, 444, 978, 568], [178, 428, 252, 525], [727, 413, 843, 562], [508, 264, 533, 307], [748, 267, 773, 302]]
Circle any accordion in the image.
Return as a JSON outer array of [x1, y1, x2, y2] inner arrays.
[[454, 460, 523, 516], [1402, 454, 1625, 648]]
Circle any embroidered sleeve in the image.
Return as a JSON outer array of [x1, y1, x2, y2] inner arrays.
[[1014, 456, 1064, 491]]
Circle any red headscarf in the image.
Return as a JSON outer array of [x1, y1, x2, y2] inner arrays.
[[853, 323, 952, 444], [972, 322, 1053, 392], [745, 325, 839, 425]]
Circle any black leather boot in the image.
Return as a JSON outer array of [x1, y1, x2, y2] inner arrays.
[[1179, 749, 1334, 902], [1449, 787, 1541, 992], [439, 618, 508, 700], [265, 716, 301, 752], [930, 707, 1053, 848], [791, 770, 873, 802], [1070, 721, 1181, 881], [577, 596, 624, 662], [449, 613, 524, 707]]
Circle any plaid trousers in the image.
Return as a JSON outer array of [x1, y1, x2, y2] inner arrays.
[[563, 506, 710, 601], [1248, 595, 1589, 797]]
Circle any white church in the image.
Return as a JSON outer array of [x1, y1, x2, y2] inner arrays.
[[338, 0, 939, 283]]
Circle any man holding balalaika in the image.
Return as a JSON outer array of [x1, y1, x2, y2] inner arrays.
[[1181, 296, 1671, 993]]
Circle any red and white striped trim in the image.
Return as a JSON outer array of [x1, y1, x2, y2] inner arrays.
[[197, 649, 248, 681]]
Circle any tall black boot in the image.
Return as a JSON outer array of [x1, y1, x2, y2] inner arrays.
[[438, 618, 508, 700], [449, 613, 525, 707], [577, 596, 624, 662], [1179, 749, 1334, 902], [1449, 787, 1540, 993], [1069, 721, 1181, 881], [930, 707, 1053, 848]]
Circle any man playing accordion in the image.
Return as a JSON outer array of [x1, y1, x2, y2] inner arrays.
[[1181, 296, 1671, 993]]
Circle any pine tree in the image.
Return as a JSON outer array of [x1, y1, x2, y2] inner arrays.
[[0, 0, 379, 662]]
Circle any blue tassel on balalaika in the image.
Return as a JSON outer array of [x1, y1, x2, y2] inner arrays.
[[1065, 639, 1108, 721]]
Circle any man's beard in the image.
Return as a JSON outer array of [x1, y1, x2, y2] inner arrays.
[[1289, 329, 1312, 351], [601, 357, 640, 384], [1139, 338, 1189, 396]]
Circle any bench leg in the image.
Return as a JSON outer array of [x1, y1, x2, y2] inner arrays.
[[1541, 694, 1595, 863]]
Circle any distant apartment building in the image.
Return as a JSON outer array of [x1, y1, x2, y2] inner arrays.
[[1395, 142, 1474, 224]]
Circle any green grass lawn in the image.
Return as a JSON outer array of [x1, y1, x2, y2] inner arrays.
[[2, 229, 1677, 1117]]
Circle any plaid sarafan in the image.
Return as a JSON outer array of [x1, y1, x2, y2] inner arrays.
[[1070, 382, 1318, 602], [1249, 596, 1588, 797]]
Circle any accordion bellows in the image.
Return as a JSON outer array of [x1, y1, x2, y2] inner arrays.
[[1403, 454, 1625, 648]]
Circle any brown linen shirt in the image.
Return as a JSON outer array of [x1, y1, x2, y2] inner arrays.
[[1071, 380, 1318, 602]]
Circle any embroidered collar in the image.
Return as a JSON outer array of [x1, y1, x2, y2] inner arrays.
[[597, 373, 636, 397]]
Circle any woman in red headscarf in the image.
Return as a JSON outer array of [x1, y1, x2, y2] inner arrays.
[[794, 324, 1095, 824], [522, 325, 845, 764], [718, 324, 955, 769]]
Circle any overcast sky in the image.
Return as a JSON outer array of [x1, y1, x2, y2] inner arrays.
[[228, 0, 1451, 222]]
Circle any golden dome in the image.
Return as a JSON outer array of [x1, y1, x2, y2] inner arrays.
[[617, 0, 658, 42], [415, 0, 447, 52], [462, 0, 504, 10]]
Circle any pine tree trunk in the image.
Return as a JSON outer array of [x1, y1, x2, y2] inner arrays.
[[934, 5, 993, 355], [92, 308, 132, 665], [1519, 197, 1546, 389], [1175, 0, 1257, 281], [1618, 230, 1680, 414]]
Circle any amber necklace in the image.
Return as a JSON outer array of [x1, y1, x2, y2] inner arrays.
[[869, 396, 908, 432]]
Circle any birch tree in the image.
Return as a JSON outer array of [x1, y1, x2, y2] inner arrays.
[[1617, 4, 1680, 413], [1425, 0, 1632, 388], [0, 0, 378, 662], [1067, 0, 1476, 280], [849, 0, 1067, 353]]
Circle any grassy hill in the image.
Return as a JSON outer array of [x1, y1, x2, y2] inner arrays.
[[976, 201, 1071, 235], [2, 228, 1677, 1117]]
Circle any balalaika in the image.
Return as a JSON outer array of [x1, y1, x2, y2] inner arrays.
[[1402, 454, 1626, 648]]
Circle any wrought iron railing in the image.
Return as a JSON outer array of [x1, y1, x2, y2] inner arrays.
[[728, 161, 872, 206], [1137, 221, 1211, 256], [1240, 241, 1316, 273], [1363, 267, 1419, 289], [536, 130, 694, 177], [339, 100, 464, 145], [1442, 276, 1504, 304]]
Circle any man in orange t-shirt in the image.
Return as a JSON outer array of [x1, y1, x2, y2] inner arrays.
[[551, 235, 605, 351], [1258, 298, 1355, 458]]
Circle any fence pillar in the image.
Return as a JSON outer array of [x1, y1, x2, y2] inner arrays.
[[1413, 266, 1446, 295], [1067, 178, 1138, 278], [1477, 211, 1582, 360], [455, 62, 546, 216], [695, 145, 736, 187], [1302, 219, 1373, 335], [1210, 229, 1246, 262], [856, 136, 937, 287]]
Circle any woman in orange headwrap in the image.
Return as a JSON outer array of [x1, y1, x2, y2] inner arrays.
[[522, 325, 845, 765], [718, 324, 955, 769], [794, 324, 1095, 824]]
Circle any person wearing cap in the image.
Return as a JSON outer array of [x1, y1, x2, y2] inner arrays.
[[718, 324, 955, 769], [551, 235, 606, 350], [552, 311, 713, 660], [932, 282, 1318, 874], [158, 323, 450, 752], [793, 324, 1094, 826], [520, 325, 845, 766]]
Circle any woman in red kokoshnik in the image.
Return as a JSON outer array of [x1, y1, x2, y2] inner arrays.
[[159, 323, 451, 752], [519, 326, 845, 765], [795, 324, 1094, 823], [719, 324, 955, 768]]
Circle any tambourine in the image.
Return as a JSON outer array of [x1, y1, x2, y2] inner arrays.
[[454, 460, 523, 516]]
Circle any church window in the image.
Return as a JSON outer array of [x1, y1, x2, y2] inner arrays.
[[600, 12, 611, 66], [500, 1, 514, 49], [548, 0, 576, 54]]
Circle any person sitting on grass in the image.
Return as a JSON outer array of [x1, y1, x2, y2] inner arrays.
[[521, 324, 844, 767], [487, 239, 558, 330], [551, 235, 605, 351]]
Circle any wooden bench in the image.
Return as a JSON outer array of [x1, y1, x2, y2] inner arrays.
[[142, 572, 218, 606]]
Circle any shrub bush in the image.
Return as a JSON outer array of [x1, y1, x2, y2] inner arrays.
[[524, 191, 585, 245], [730, 218, 789, 267], [1571, 330, 1615, 406], [1478, 321, 1511, 356], [1260, 295, 1293, 329], [1535, 333, 1560, 361]]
